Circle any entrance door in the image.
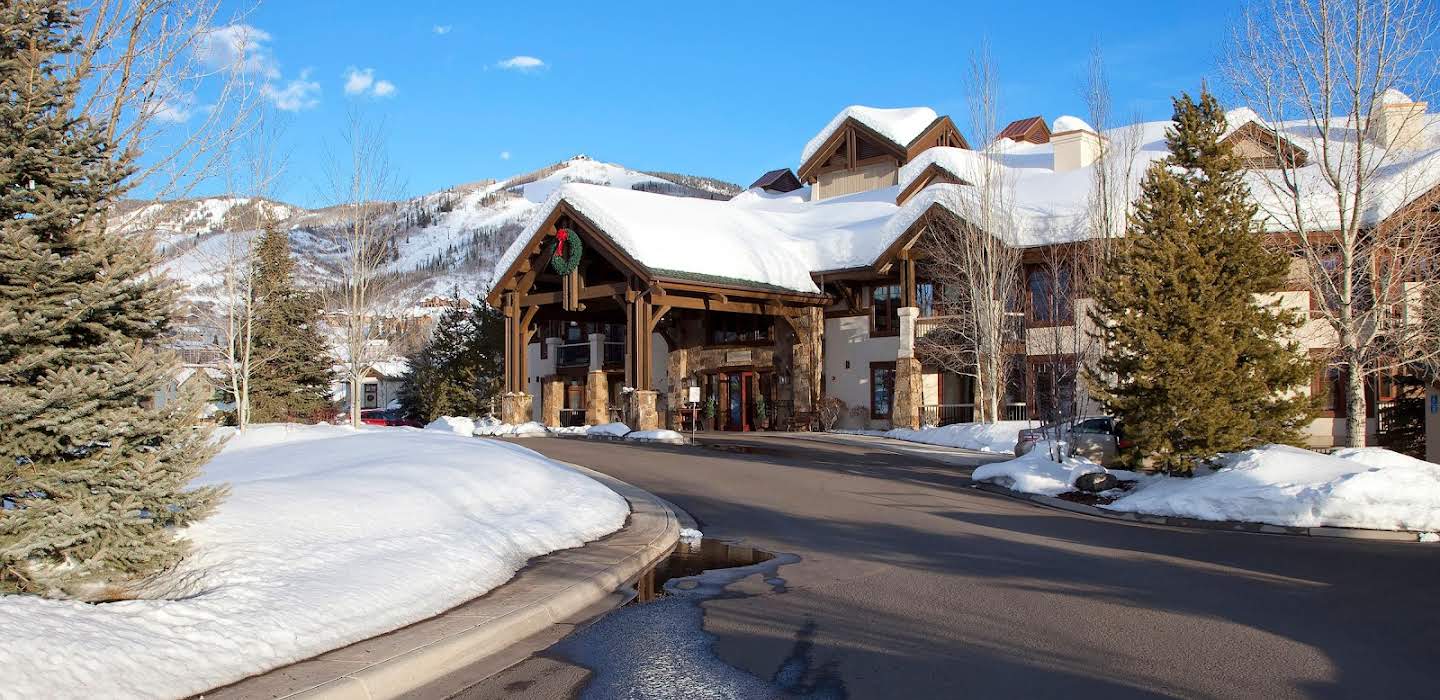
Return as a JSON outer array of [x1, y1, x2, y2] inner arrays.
[[727, 372, 752, 431]]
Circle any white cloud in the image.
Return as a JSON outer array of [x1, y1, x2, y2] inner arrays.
[[499, 151, 511, 160], [196, 24, 279, 78], [343, 67, 375, 95], [433, 25, 452, 35], [496, 55, 545, 72], [343, 67, 396, 98], [263, 69, 321, 111]]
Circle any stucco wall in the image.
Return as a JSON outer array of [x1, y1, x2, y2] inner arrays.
[[824, 315, 899, 429]]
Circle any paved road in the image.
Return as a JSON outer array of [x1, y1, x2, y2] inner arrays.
[[472, 434, 1439, 699]]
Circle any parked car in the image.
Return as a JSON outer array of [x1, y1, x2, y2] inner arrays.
[[359, 408, 422, 428], [1015, 416, 1130, 465]]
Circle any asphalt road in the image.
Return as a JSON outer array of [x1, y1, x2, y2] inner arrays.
[[467, 433, 1439, 699]]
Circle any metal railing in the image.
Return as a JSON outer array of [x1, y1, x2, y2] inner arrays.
[[604, 342, 625, 366], [558, 408, 587, 427], [1003, 403, 1028, 421], [920, 404, 975, 426], [557, 342, 589, 368]]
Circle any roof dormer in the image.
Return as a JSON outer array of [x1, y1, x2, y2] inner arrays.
[[997, 115, 1050, 144], [1221, 107, 1308, 168], [797, 106, 968, 201]]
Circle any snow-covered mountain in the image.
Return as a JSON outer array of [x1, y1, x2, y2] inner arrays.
[[114, 156, 741, 313]]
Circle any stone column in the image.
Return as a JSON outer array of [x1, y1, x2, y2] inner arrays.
[[541, 376, 564, 427], [789, 306, 824, 414], [586, 333, 608, 425], [500, 392, 533, 426], [667, 349, 689, 430], [893, 307, 922, 430], [627, 389, 659, 431]]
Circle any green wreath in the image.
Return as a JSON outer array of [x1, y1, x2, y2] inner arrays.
[[547, 228, 583, 275]]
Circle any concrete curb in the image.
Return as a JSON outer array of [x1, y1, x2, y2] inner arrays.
[[202, 465, 680, 700], [970, 482, 1433, 543]]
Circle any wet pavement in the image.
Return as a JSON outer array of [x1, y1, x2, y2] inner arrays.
[[457, 433, 1440, 699]]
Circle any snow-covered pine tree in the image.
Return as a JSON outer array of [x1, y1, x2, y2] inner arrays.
[[398, 300, 503, 422], [0, 0, 225, 598], [248, 222, 334, 423], [1087, 90, 1314, 474]]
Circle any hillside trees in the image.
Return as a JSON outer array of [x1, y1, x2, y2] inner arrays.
[[1087, 91, 1315, 474], [398, 301, 504, 422], [0, 0, 224, 597]]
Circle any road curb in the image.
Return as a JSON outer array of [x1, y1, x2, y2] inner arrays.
[[971, 482, 1433, 543], [202, 464, 680, 700]]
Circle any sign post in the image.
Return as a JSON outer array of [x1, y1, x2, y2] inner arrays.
[[687, 386, 701, 444]]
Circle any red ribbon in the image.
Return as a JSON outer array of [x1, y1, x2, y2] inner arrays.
[[556, 229, 569, 257]]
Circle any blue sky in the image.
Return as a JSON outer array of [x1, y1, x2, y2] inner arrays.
[[193, 0, 1242, 206]]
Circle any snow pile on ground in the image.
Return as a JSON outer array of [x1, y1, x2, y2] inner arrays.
[[591, 422, 632, 437], [424, 415, 476, 436], [626, 429, 686, 443], [0, 424, 628, 699], [838, 421, 1027, 454], [1106, 445, 1440, 531], [473, 420, 550, 437], [971, 442, 1112, 496]]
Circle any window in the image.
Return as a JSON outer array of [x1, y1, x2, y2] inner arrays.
[[871, 362, 896, 419], [1027, 264, 1072, 325], [710, 313, 771, 345], [916, 281, 938, 317], [871, 284, 901, 336], [1028, 357, 1077, 424], [1313, 362, 1347, 417]]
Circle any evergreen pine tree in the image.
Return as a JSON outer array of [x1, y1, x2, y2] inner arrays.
[[1087, 90, 1314, 474], [0, 1, 224, 597], [248, 222, 334, 423], [399, 300, 503, 422]]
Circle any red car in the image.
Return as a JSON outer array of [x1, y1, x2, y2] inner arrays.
[[359, 408, 422, 428]]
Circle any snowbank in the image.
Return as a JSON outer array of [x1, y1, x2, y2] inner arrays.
[[626, 429, 686, 443], [0, 424, 628, 699], [971, 443, 1110, 496], [1106, 445, 1440, 532], [474, 420, 550, 437], [424, 415, 476, 436], [591, 422, 632, 437], [840, 421, 1027, 454]]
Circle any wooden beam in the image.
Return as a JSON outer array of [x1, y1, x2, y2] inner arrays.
[[647, 304, 671, 335]]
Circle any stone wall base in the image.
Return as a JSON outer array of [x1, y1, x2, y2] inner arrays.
[[626, 390, 659, 431], [541, 377, 563, 427], [893, 357, 922, 430], [585, 371, 608, 425], [501, 392, 533, 426]]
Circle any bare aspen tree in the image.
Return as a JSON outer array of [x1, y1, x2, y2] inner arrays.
[[325, 110, 400, 428], [916, 44, 1024, 424], [208, 98, 288, 430], [1227, 0, 1440, 447], [1029, 48, 1146, 446], [70, 0, 259, 201]]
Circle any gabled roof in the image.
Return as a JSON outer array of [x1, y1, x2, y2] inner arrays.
[[997, 116, 1050, 144], [796, 106, 968, 183], [1220, 111, 1309, 167], [749, 168, 803, 193]]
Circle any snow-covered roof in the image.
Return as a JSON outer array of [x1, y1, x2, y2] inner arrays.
[[492, 107, 1440, 294], [800, 106, 939, 167], [368, 359, 410, 378], [491, 183, 898, 293]]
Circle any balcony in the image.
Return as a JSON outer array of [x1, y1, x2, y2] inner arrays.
[[556, 342, 589, 368]]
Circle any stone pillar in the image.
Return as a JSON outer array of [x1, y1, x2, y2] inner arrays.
[[541, 376, 563, 428], [500, 392, 533, 426], [667, 349, 689, 431], [789, 306, 824, 414], [586, 371, 608, 425], [893, 307, 922, 430], [627, 389, 660, 431]]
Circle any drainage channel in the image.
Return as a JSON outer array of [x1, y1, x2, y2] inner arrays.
[[548, 537, 844, 699]]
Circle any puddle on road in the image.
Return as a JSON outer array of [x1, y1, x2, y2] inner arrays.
[[551, 538, 844, 699], [636, 537, 777, 602]]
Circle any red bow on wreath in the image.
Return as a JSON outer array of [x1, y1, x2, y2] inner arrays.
[[555, 228, 569, 257]]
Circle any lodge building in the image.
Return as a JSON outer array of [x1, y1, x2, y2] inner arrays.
[[487, 100, 1440, 459]]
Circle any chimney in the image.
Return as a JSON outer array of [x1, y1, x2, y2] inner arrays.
[[1050, 115, 1102, 172], [1368, 89, 1429, 151]]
